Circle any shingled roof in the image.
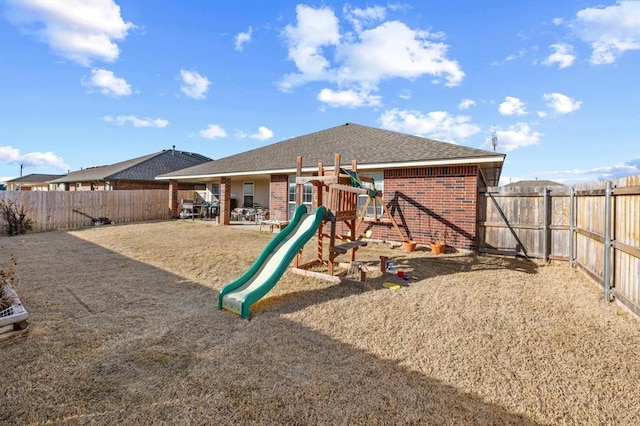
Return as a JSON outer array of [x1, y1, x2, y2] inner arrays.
[[503, 179, 564, 188], [51, 149, 212, 184], [6, 173, 64, 184], [159, 122, 505, 185]]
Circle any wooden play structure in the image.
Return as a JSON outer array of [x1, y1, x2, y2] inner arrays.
[[292, 153, 408, 280]]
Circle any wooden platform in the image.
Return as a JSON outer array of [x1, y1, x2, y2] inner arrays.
[[332, 240, 368, 254]]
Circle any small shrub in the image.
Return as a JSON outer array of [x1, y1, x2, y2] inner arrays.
[[0, 200, 32, 236]]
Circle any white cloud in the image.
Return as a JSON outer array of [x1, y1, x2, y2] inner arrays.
[[505, 49, 526, 62], [489, 123, 542, 152], [459, 98, 476, 110], [317, 88, 382, 108], [379, 108, 481, 141], [574, 1, 640, 65], [0, 145, 69, 171], [199, 124, 227, 139], [343, 5, 386, 33], [499, 96, 527, 116], [492, 49, 527, 65], [5, 0, 134, 66], [537, 111, 548, 118], [235, 27, 252, 52], [104, 115, 168, 128], [398, 89, 412, 100], [543, 43, 576, 69], [279, 4, 340, 92], [552, 18, 564, 26], [83, 68, 131, 97], [249, 126, 274, 141], [543, 92, 582, 114], [337, 20, 464, 87], [542, 158, 640, 182], [279, 4, 464, 103], [180, 70, 210, 99]]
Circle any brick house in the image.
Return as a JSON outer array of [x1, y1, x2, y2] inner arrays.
[[5, 174, 64, 191], [159, 123, 505, 250], [50, 148, 212, 192]]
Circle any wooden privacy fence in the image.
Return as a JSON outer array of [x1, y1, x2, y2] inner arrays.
[[0, 190, 172, 233], [478, 174, 640, 317]]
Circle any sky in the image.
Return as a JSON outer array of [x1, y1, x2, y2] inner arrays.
[[0, 0, 639, 186]]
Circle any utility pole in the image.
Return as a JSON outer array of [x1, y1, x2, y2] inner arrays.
[[491, 126, 498, 152]]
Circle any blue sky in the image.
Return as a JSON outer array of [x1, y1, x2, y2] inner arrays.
[[1, 0, 638, 185]]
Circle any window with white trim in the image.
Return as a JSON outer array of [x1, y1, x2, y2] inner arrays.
[[243, 182, 254, 208], [288, 176, 313, 219], [357, 172, 384, 218], [210, 182, 220, 204]]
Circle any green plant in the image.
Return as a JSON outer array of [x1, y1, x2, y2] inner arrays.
[[0, 200, 32, 236], [0, 256, 18, 311]]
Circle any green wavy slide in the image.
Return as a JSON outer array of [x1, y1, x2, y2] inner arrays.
[[218, 204, 327, 319]]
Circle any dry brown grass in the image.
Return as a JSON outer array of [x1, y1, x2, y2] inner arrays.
[[1, 220, 638, 425]]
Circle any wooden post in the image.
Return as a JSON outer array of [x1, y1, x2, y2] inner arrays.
[[317, 161, 324, 265], [296, 156, 303, 207], [380, 256, 387, 273], [328, 219, 337, 275], [168, 179, 179, 218]]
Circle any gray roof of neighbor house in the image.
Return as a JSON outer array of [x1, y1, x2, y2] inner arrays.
[[158, 122, 505, 185], [50, 149, 212, 184], [7, 173, 64, 183], [503, 180, 565, 188]]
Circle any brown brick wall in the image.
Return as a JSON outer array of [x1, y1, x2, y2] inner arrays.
[[270, 175, 289, 218], [220, 177, 232, 225], [364, 166, 479, 250]]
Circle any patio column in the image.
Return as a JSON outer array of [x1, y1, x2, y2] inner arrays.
[[220, 177, 232, 225], [169, 179, 179, 219]]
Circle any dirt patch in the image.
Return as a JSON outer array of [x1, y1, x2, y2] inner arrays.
[[0, 220, 638, 425]]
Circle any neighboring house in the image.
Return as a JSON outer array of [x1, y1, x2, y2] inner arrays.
[[50, 148, 212, 191], [159, 123, 505, 250], [503, 180, 564, 188], [5, 174, 64, 191]]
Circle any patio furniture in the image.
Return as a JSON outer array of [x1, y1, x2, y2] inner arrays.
[[180, 199, 195, 220], [258, 210, 289, 233], [231, 207, 256, 222]]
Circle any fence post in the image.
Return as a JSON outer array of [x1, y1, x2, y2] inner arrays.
[[569, 187, 575, 268], [603, 180, 612, 302], [542, 187, 549, 263]]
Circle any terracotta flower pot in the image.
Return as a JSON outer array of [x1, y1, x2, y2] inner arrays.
[[402, 240, 418, 253], [430, 242, 445, 254]]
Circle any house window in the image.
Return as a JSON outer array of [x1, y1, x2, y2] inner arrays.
[[357, 172, 384, 218], [243, 182, 254, 208], [76, 183, 82, 190], [210, 182, 220, 204], [288, 176, 313, 219]]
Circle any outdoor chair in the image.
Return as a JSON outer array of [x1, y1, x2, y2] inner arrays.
[[258, 210, 289, 233]]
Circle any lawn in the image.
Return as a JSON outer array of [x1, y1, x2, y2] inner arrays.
[[1, 220, 638, 425]]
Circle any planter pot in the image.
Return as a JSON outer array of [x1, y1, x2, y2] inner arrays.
[[402, 240, 418, 253], [430, 242, 445, 255]]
